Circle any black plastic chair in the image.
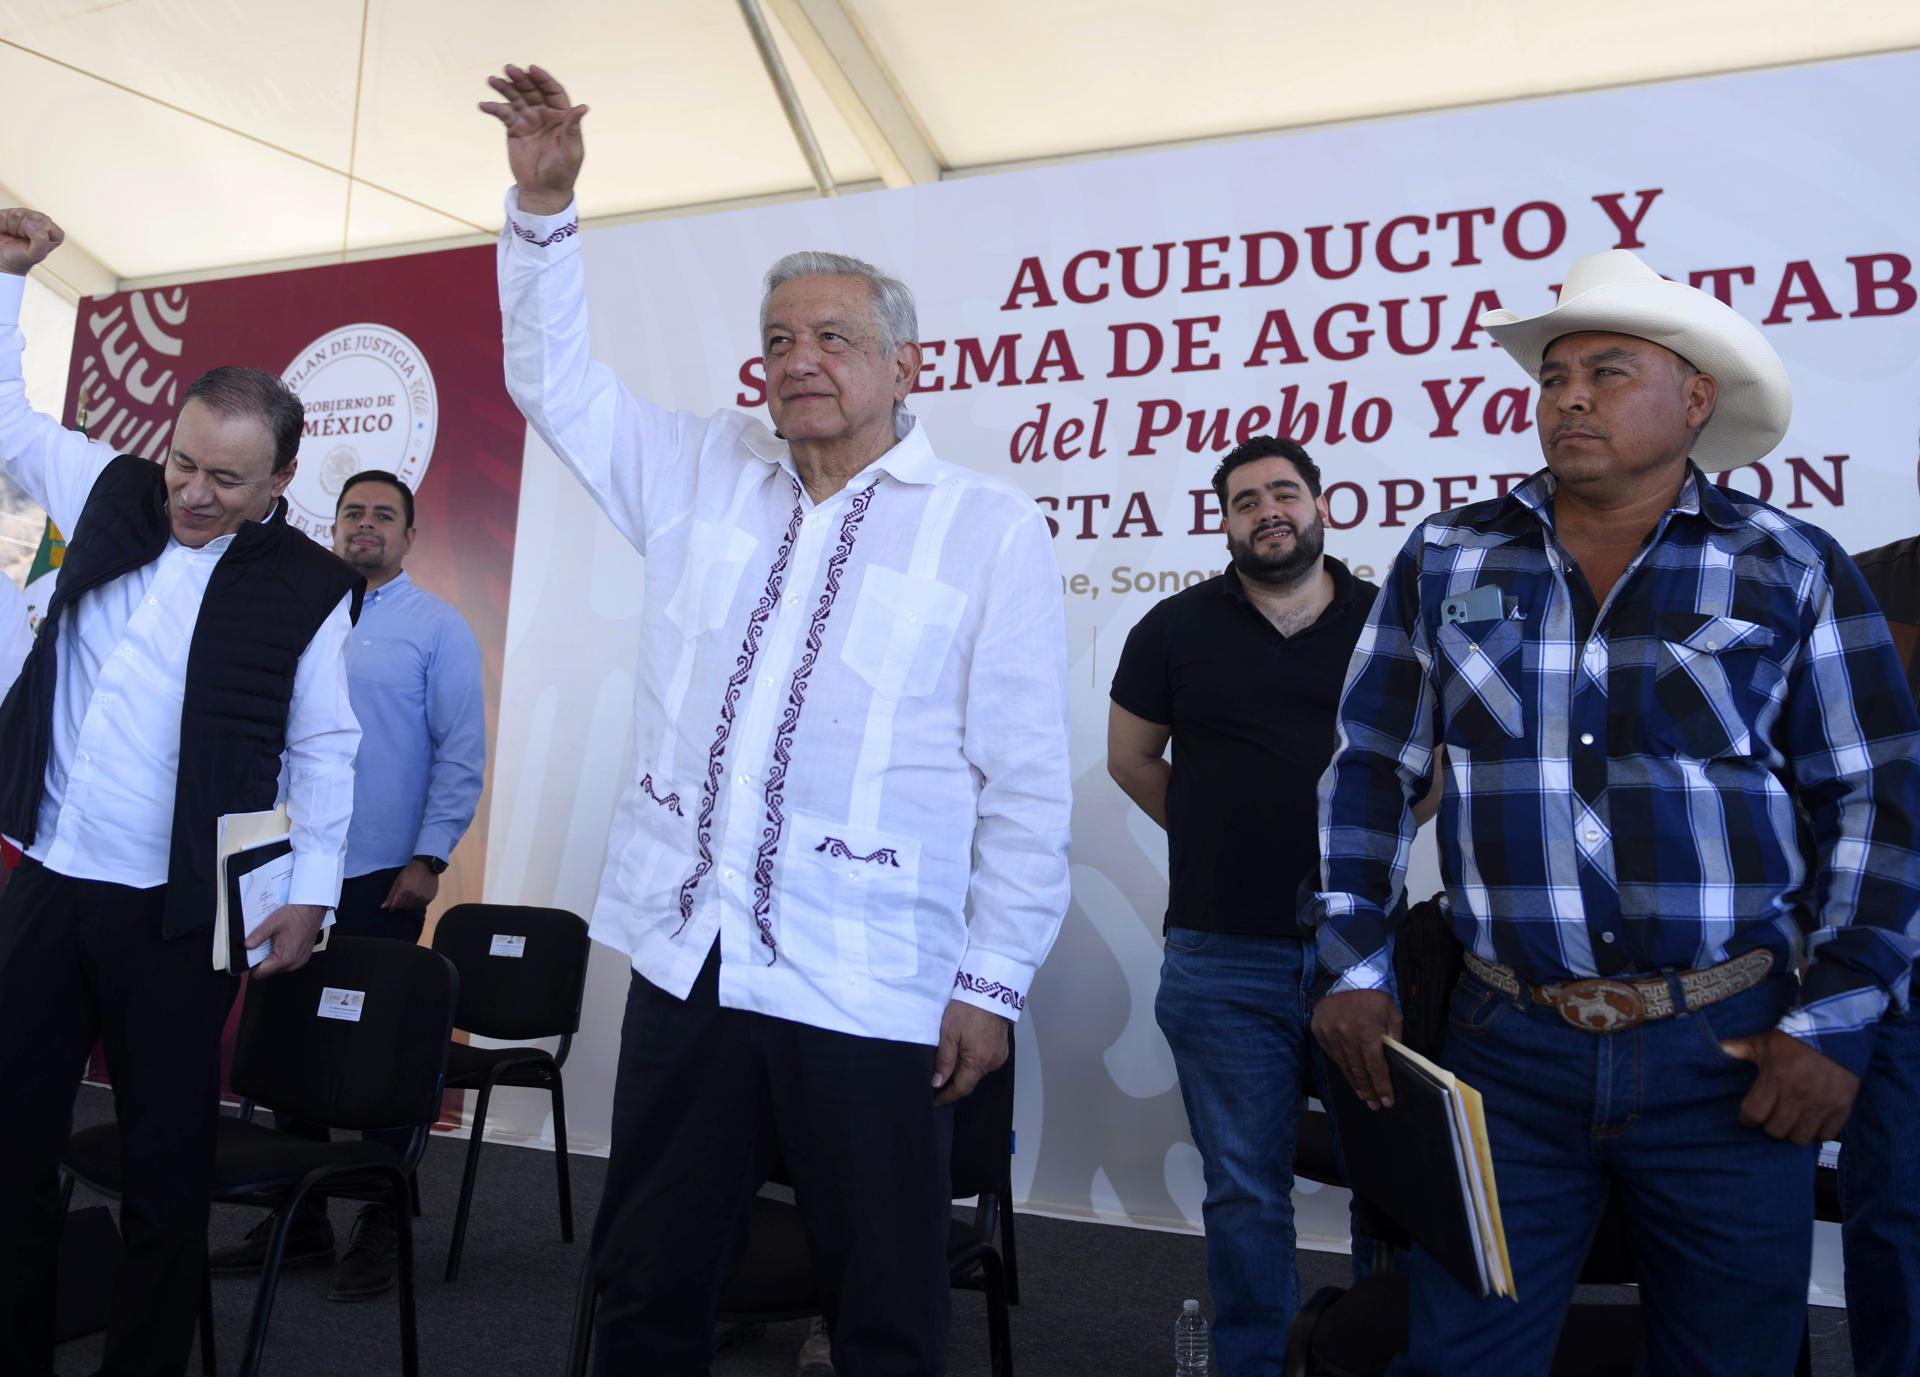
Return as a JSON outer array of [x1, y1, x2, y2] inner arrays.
[[1787, 1154, 1844, 1377], [430, 902, 590, 1282], [1283, 1169, 1644, 1377], [564, 1032, 1021, 1377], [1292, 1105, 1398, 1280], [60, 937, 457, 1377]]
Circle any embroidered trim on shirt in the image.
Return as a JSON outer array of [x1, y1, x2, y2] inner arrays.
[[954, 971, 1027, 1012], [675, 481, 805, 932], [640, 773, 683, 817], [815, 836, 900, 867], [509, 218, 579, 248], [749, 479, 880, 961]]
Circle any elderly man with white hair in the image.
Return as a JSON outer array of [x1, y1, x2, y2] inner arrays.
[[482, 66, 1071, 1376], [1310, 250, 1920, 1375]]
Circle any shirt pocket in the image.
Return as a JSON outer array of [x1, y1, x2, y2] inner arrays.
[[661, 520, 760, 636], [1434, 615, 1526, 746], [839, 565, 968, 701], [1649, 612, 1777, 760], [347, 633, 425, 700], [778, 810, 924, 979]]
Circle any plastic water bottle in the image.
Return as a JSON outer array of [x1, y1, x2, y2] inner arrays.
[[1175, 1298, 1208, 1375]]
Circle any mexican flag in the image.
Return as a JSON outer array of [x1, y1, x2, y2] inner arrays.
[[21, 517, 61, 634]]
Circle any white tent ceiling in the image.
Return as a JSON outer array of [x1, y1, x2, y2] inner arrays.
[[2, 0, 1917, 295]]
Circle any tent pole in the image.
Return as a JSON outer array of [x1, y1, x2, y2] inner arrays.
[[736, 0, 839, 198]]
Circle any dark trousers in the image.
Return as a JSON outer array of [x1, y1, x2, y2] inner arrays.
[[1840, 1005, 1920, 1377], [277, 865, 425, 1166], [1393, 971, 1813, 1377], [0, 857, 238, 1377], [591, 945, 954, 1377]]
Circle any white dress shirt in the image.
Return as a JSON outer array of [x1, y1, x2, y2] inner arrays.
[[0, 272, 358, 908], [499, 192, 1073, 1046], [0, 572, 33, 691]]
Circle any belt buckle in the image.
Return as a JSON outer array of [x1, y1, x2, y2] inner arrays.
[[1554, 979, 1647, 1032]]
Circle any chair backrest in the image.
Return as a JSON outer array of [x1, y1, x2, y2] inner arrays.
[[1293, 1107, 1344, 1188], [1295, 1105, 1410, 1248], [1392, 893, 1463, 1062], [949, 1028, 1017, 1202], [430, 903, 591, 1042], [1577, 1187, 1637, 1284], [231, 936, 458, 1133]]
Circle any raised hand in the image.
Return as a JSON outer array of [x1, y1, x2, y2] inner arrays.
[[478, 64, 588, 216], [0, 209, 64, 276]]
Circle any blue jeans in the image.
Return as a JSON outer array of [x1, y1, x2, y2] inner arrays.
[[1841, 1004, 1920, 1377], [1392, 970, 1813, 1377], [1157, 928, 1355, 1377]]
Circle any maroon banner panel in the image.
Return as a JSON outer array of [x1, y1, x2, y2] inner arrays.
[[64, 244, 526, 1100]]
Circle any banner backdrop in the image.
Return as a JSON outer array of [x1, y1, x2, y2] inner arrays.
[[480, 54, 1915, 1301], [61, 245, 525, 920]]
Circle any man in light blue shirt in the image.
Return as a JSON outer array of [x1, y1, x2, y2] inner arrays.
[[331, 469, 486, 937], [210, 467, 486, 1301]]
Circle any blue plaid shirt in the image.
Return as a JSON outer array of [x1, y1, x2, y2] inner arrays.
[[1312, 464, 1920, 1075]]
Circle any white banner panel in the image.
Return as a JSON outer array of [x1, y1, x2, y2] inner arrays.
[[483, 53, 1919, 1299]]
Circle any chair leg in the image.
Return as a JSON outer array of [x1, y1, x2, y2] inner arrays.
[[1284, 1286, 1347, 1377], [393, 1172, 420, 1377], [551, 1072, 574, 1243], [238, 1196, 306, 1377], [409, 1169, 423, 1219], [565, 1253, 599, 1377], [998, 1198, 1020, 1305], [445, 1079, 494, 1282], [976, 1247, 1014, 1377], [199, 1267, 217, 1377]]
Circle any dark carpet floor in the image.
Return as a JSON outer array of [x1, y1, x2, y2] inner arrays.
[[56, 1084, 1856, 1375]]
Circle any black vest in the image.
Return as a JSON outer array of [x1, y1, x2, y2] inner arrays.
[[0, 455, 364, 936]]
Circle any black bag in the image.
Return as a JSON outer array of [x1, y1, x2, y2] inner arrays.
[[1392, 893, 1464, 1062]]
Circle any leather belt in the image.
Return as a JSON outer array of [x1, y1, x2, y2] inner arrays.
[[1463, 948, 1774, 1033]]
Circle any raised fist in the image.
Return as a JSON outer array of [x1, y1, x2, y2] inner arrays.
[[478, 64, 588, 217], [0, 209, 64, 276]]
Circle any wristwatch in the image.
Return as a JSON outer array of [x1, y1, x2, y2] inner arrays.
[[413, 854, 449, 875]]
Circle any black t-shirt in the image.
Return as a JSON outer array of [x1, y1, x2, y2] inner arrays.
[[1855, 534, 1920, 706], [1110, 557, 1379, 937]]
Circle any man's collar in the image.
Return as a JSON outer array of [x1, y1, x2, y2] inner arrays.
[[366, 570, 413, 600], [1684, 463, 1744, 529], [1325, 550, 1358, 607], [1506, 460, 1739, 530], [1506, 467, 1558, 519], [743, 407, 939, 488], [870, 411, 938, 485]]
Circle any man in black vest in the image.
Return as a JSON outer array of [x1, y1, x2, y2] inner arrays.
[[0, 209, 364, 1377]]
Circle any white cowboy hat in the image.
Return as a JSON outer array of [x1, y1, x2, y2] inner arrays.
[[1478, 249, 1791, 473]]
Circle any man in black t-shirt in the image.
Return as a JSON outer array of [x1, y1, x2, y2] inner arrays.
[[1840, 531, 1920, 1377], [1108, 436, 1378, 1374]]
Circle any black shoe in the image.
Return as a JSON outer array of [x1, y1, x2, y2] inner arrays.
[[327, 1203, 399, 1301], [209, 1206, 334, 1277], [715, 1320, 767, 1352]]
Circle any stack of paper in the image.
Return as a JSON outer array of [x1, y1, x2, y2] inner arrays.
[[211, 806, 332, 972], [1325, 1035, 1515, 1299]]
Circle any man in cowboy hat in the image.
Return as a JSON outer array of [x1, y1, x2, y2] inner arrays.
[[1310, 249, 1920, 1374]]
